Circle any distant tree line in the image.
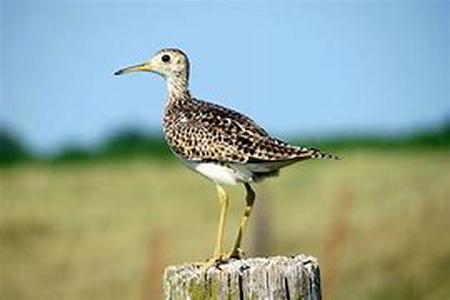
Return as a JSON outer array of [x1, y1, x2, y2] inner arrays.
[[0, 128, 171, 167], [294, 122, 450, 152], [0, 130, 31, 165], [1, 122, 449, 167], [54, 128, 171, 162]]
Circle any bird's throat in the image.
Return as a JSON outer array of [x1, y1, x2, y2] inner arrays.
[[167, 75, 189, 101]]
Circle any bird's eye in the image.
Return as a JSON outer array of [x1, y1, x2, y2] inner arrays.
[[161, 54, 171, 63]]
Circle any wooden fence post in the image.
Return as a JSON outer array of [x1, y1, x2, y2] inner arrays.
[[163, 254, 321, 300]]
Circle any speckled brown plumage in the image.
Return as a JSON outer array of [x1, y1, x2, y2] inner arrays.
[[163, 97, 336, 165], [115, 48, 338, 183]]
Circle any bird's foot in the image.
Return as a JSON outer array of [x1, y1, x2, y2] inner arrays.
[[195, 249, 245, 270], [227, 247, 245, 260], [196, 254, 229, 270]]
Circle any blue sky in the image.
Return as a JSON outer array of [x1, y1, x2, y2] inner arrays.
[[1, 0, 449, 153]]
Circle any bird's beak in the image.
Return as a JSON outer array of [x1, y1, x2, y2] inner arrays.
[[114, 62, 153, 76]]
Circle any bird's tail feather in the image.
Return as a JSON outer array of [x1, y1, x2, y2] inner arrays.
[[295, 147, 341, 160]]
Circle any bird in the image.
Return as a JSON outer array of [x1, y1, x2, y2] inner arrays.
[[114, 48, 338, 265]]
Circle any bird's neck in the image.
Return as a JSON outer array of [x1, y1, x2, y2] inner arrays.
[[167, 75, 190, 102]]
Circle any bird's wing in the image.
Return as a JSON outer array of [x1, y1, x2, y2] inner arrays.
[[166, 99, 337, 164]]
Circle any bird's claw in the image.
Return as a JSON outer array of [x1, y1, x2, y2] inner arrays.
[[197, 254, 228, 270], [228, 247, 245, 260], [197, 249, 245, 270]]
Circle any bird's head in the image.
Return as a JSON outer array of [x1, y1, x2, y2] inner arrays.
[[114, 48, 190, 81]]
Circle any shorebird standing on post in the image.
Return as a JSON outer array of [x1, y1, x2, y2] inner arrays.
[[114, 48, 338, 265]]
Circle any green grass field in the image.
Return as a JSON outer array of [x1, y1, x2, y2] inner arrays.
[[1, 149, 450, 299]]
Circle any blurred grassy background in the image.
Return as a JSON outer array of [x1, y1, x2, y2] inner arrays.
[[2, 1, 449, 298], [1, 128, 450, 299]]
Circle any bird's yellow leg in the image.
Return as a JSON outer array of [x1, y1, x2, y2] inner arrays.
[[213, 184, 229, 259], [227, 183, 255, 259], [195, 185, 230, 269]]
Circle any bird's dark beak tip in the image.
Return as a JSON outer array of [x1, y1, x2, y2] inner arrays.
[[113, 70, 123, 76]]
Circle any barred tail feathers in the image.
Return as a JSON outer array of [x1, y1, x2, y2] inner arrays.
[[294, 146, 340, 160]]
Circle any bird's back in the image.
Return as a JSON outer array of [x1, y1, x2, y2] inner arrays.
[[163, 98, 337, 177]]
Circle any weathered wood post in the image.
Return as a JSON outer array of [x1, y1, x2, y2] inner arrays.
[[164, 254, 321, 300]]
